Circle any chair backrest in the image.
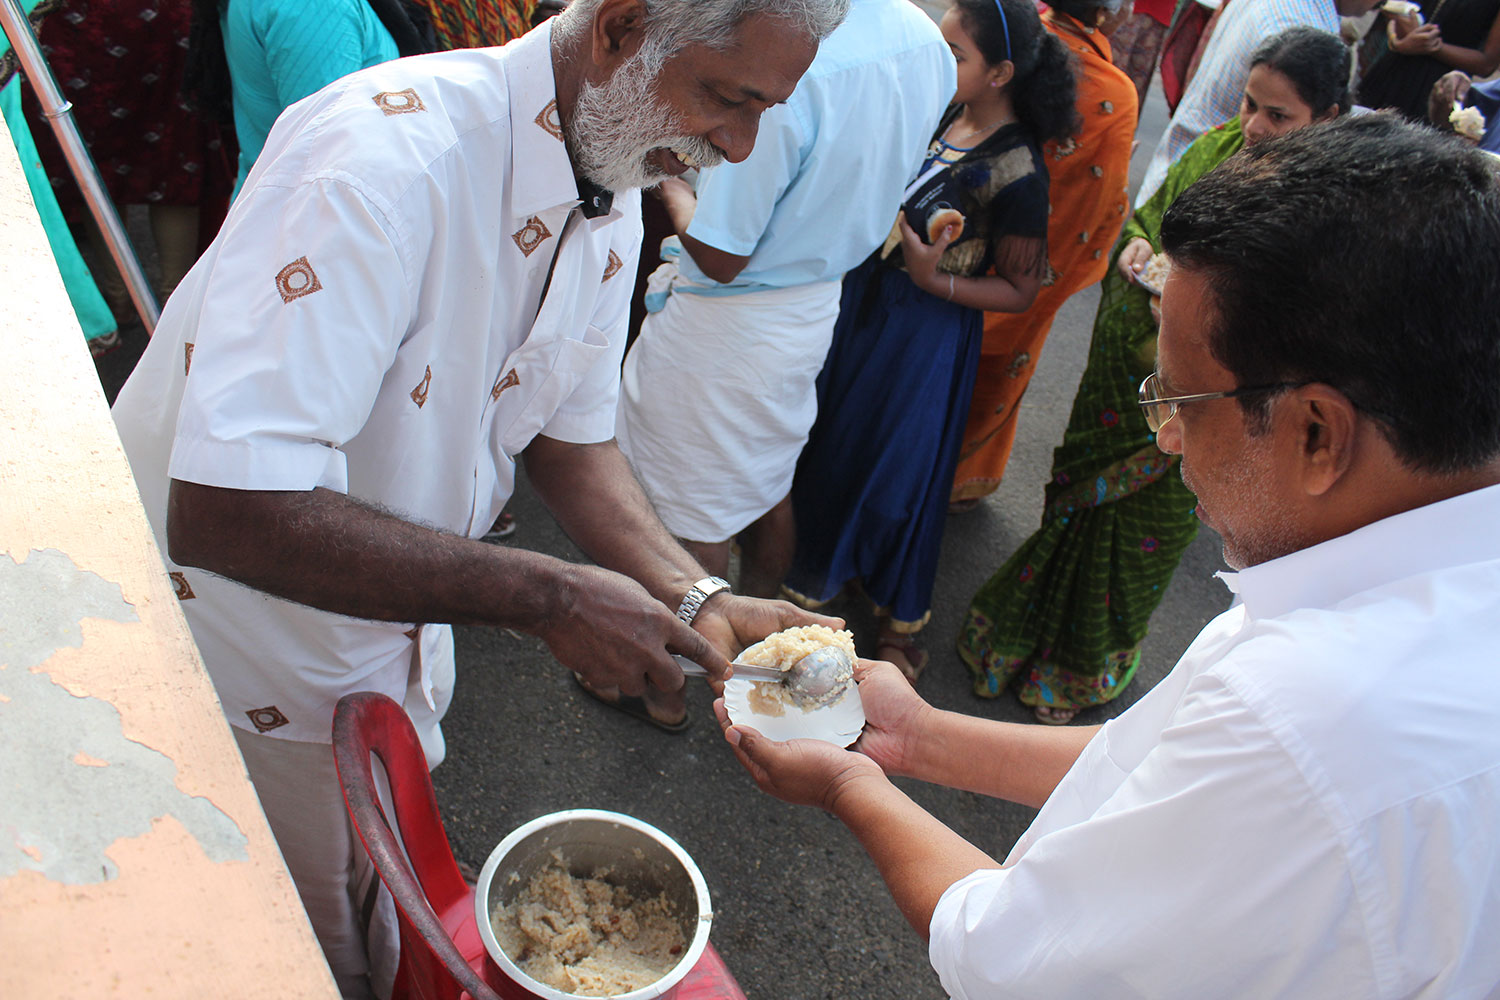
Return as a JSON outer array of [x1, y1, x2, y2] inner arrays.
[[333, 691, 502, 1000]]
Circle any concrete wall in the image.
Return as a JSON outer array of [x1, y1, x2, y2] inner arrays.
[[0, 113, 338, 998]]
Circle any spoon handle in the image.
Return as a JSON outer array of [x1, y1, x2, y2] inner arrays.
[[671, 654, 785, 683]]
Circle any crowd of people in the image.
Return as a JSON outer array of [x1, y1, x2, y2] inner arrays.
[[8, 0, 1500, 995]]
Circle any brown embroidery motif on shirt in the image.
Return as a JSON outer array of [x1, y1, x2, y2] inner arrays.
[[491, 367, 520, 401], [602, 250, 623, 282], [169, 571, 195, 600], [512, 216, 552, 257], [373, 88, 425, 116], [412, 365, 432, 408], [184, 342, 194, 375], [246, 706, 290, 733], [535, 99, 564, 141], [275, 256, 322, 303]]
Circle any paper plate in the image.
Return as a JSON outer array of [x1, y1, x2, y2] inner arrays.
[[1133, 272, 1164, 297], [722, 640, 866, 747], [1133, 255, 1170, 297]]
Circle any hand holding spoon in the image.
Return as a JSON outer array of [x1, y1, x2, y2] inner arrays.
[[673, 646, 855, 708]]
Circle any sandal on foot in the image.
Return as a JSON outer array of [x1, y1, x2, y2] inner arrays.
[[573, 674, 690, 734], [481, 511, 517, 542], [88, 330, 122, 359], [876, 637, 929, 684], [1033, 704, 1078, 726]]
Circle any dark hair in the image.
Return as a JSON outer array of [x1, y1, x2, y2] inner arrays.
[[1160, 112, 1500, 474], [1047, 0, 1128, 25], [953, 0, 1081, 144], [1248, 26, 1352, 116], [183, 0, 234, 127]]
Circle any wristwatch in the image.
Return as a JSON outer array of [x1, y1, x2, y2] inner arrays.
[[676, 576, 731, 626]]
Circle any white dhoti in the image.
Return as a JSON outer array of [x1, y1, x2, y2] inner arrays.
[[617, 271, 843, 543]]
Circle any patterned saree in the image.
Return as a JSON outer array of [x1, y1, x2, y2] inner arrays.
[[958, 118, 1245, 713]]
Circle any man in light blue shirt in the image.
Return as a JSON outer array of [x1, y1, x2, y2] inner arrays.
[[616, 0, 955, 598]]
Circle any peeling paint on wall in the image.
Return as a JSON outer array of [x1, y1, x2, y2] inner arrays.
[[0, 548, 249, 883]]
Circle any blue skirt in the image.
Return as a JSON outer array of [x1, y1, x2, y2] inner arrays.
[[787, 257, 983, 628]]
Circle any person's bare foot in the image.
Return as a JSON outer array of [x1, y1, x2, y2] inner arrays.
[[573, 675, 689, 733], [875, 634, 928, 684], [1033, 704, 1078, 725]]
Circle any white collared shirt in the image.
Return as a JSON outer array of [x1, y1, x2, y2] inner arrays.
[[112, 22, 642, 745], [930, 483, 1500, 999]]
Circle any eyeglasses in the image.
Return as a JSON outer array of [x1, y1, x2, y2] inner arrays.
[[1136, 372, 1299, 433]]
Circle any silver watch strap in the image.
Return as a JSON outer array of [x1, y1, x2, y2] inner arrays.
[[676, 576, 731, 625]]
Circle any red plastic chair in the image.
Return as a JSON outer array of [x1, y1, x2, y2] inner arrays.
[[334, 691, 500, 1000], [332, 691, 747, 1000]]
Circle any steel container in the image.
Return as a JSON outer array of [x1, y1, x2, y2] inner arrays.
[[474, 809, 713, 1000]]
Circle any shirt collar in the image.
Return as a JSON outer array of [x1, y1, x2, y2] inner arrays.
[[1217, 481, 1500, 620], [503, 21, 620, 222]]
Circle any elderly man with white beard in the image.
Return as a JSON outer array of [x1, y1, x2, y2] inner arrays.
[[613, 0, 955, 674], [110, 0, 846, 994]]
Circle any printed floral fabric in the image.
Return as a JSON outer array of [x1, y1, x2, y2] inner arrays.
[[957, 120, 1246, 713]]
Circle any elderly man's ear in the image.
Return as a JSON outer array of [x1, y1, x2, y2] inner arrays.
[[590, 0, 649, 68], [1293, 386, 1361, 498]]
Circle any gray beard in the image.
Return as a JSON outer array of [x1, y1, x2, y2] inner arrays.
[[568, 47, 725, 192]]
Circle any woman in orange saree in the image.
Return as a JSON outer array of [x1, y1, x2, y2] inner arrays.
[[949, 0, 1138, 508]]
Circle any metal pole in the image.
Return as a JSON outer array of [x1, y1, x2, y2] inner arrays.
[[0, 0, 160, 332]]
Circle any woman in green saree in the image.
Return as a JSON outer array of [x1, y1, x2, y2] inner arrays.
[[958, 26, 1352, 723]]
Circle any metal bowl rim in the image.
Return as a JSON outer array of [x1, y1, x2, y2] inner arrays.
[[472, 808, 713, 1000]]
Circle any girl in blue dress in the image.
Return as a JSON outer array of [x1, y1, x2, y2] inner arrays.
[[784, 0, 1078, 679]]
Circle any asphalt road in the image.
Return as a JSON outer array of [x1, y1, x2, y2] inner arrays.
[[94, 74, 1233, 1000], [430, 86, 1234, 1000]]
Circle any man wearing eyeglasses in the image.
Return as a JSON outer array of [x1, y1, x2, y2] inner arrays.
[[713, 112, 1500, 998]]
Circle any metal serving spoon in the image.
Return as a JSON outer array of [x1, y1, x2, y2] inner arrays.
[[673, 646, 855, 708]]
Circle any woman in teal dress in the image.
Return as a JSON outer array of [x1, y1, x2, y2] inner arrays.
[[959, 26, 1352, 723], [2, 1, 116, 352], [186, 0, 408, 197]]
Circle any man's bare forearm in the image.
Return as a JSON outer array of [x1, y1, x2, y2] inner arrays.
[[522, 435, 705, 608], [167, 480, 576, 628], [903, 711, 1100, 809], [653, 179, 749, 284], [832, 774, 1001, 939]]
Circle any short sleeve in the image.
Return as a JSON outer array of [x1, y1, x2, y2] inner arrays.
[[983, 164, 1049, 278], [683, 99, 807, 259], [928, 670, 1366, 999], [985, 166, 1050, 245], [168, 177, 412, 492]]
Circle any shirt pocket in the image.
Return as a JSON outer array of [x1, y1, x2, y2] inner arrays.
[[490, 324, 611, 457]]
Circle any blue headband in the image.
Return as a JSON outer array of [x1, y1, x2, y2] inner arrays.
[[993, 0, 1013, 62]]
